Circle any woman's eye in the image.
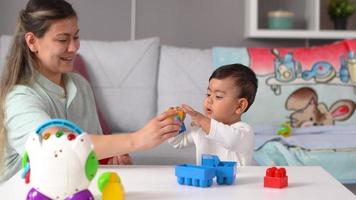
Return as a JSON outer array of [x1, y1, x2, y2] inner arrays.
[[57, 39, 67, 43], [206, 93, 211, 97], [216, 96, 223, 99], [74, 36, 80, 40]]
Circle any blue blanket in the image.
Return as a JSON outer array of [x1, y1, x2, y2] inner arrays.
[[253, 125, 356, 183], [254, 125, 356, 150], [254, 141, 356, 184]]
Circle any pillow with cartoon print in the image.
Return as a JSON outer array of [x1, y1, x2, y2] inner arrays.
[[214, 40, 356, 128]]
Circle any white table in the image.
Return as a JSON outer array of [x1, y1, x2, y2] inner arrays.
[[1, 165, 355, 200]]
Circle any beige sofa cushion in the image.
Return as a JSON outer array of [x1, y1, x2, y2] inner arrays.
[[149, 45, 215, 164], [79, 37, 160, 132]]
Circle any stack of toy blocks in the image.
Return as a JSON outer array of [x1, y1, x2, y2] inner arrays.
[[175, 154, 237, 188], [264, 167, 288, 188]]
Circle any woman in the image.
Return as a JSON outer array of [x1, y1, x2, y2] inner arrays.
[[0, 0, 180, 182]]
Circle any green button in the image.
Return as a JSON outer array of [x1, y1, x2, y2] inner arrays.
[[85, 151, 99, 181], [55, 130, 64, 138], [21, 151, 29, 169]]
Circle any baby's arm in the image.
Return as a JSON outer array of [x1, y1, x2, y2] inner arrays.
[[168, 130, 194, 149], [207, 119, 254, 152]]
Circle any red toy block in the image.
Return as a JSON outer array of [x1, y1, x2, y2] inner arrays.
[[264, 167, 288, 188]]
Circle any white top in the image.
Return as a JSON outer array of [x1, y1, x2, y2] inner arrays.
[[1, 166, 355, 200], [2, 71, 102, 182], [168, 119, 254, 166]]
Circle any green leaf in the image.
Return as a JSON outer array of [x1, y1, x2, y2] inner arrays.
[[328, 0, 355, 19]]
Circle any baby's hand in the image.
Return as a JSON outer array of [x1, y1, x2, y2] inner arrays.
[[181, 104, 211, 134]]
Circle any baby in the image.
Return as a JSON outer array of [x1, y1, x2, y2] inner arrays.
[[169, 63, 258, 166]]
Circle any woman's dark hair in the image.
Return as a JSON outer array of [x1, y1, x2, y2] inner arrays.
[[22, 0, 77, 38]]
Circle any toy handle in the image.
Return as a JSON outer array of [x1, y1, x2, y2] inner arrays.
[[35, 119, 83, 135]]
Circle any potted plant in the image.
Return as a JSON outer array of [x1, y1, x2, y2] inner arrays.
[[328, 0, 356, 29]]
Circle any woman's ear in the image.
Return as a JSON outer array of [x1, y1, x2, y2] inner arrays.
[[24, 32, 38, 53], [235, 98, 248, 114]]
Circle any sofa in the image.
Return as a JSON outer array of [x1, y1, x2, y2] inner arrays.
[[0, 36, 201, 165], [1, 35, 356, 183]]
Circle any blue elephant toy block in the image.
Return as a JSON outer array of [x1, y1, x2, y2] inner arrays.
[[214, 161, 237, 185], [201, 154, 220, 167], [175, 154, 237, 187], [201, 154, 237, 185]]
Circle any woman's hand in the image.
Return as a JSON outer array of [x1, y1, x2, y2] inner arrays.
[[90, 110, 181, 159], [107, 154, 133, 165], [133, 109, 181, 151], [182, 104, 211, 134]]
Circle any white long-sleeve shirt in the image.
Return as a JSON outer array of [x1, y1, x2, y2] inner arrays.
[[168, 119, 254, 166]]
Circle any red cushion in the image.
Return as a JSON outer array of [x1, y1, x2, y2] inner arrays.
[[74, 54, 113, 165], [73, 54, 112, 135]]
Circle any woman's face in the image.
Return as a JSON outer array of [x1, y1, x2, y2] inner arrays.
[[32, 17, 79, 83]]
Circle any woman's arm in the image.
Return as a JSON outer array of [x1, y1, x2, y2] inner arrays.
[[90, 109, 181, 159], [5, 86, 180, 161]]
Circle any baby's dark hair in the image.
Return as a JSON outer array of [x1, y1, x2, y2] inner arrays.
[[209, 63, 258, 112]]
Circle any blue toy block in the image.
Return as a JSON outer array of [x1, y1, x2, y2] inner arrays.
[[214, 161, 237, 185], [201, 154, 237, 185], [175, 164, 215, 187], [175, 154, 237, 187], [201, 154, 220, 167]]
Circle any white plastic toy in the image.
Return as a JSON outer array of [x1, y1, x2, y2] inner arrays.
[[21, 119, 98, 200]]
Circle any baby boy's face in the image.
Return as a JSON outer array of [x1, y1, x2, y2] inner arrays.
[[204, 77, 241, 125]]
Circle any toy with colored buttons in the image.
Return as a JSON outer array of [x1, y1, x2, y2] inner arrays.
[[264, 167, 288, 188], [168, 106, 186, 133], [21, 119, 98, 200], [98, 172, 125, 200]]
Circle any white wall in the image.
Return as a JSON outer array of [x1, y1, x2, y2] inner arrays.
[[1, 0, 349, 48]]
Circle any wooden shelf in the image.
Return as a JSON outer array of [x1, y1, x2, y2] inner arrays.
[[246, 29, 356, 39], [245, 0, 356, 39]]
